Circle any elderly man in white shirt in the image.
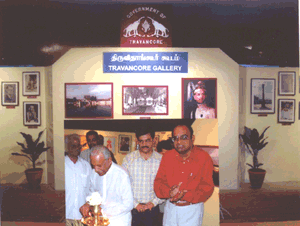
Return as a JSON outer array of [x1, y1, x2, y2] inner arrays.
[[80, 145, 134, 226], [65, 134, 92, 226]]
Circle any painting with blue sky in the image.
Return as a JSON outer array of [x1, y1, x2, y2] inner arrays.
[[65, 83, 113, 118]]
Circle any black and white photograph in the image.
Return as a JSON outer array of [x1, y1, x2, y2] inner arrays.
[[278, 71, 296, 96], [278, 99, 295, 123], [122, 86, 168, 115], [251, 78, 275, 114], [119, 135, 132, 153], [23, 101, 41, 126], [65, 83, 113, 118], [1, 81, 19, 106], [182, 78, 217, 119], [23, 72, 40, 96]]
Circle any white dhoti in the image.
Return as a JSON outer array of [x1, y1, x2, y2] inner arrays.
[[108, 212, 132, 226], [163, 200, 204, 226]]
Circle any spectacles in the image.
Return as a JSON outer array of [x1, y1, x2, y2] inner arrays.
[[172, 135, 190, 142]]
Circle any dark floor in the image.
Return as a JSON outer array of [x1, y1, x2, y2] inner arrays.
[[1, 184, 65, 223], [220, 182, 300, 223]]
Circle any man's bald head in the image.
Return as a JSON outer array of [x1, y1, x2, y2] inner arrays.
[[90, 145, 111, 159], [90, 145, 112, 176]]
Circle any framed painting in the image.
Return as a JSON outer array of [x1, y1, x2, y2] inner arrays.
[[23, 71, 40, 96], [251, 78, 275, 114], [182, 78, 217, 119], [278, 71, 296, 96], [23, 101, 41, 126], [104, 137, 116, 154], [1, 81, 19, 106], [118, 135, 132, 153], [122, 86, 168, 115], [278, 99, 295, 123], [65, 83, 113, 119]]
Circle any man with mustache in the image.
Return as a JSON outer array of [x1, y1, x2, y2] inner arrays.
[[80, 130, 117, 164], [154, 124, 214, 226], [65, 134, 92, 226], [122, 127, 163, 226]]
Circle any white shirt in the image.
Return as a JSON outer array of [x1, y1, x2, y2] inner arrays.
[[65, 155, 92, 220], [89, 162, 134, 226]]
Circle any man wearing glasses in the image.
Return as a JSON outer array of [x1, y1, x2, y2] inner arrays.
[[154, 124, 214, 226], [122, 127, 163, 226]]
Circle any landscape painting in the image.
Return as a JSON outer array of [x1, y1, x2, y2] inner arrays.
[[65, 83, 113, 118]]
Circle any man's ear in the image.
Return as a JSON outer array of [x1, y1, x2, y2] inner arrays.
[[192, 135, 195, 143]]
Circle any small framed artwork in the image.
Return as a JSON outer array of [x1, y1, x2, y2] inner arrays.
[[23, 101, 41, 126], [23, 72, 40, 96], [278, 71, 296, 96], [65, 83, 113, 118], [1, 81, 19, 106], [278, 99, 295, 123], [251, 78, 275, 114], [122, 86, 168, 115], [119, 135, 132, 153], [182, 78, 217, 119], [104, 137, 116, 154]]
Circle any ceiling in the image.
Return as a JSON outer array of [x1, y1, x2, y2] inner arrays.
[[0, 0, 298, 67]]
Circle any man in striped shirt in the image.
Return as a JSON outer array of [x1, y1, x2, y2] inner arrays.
[[122, 127, 163, 226]]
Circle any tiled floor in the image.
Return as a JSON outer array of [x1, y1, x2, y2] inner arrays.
[[1, 184, 65, 223], [220, 182, 300, 223]]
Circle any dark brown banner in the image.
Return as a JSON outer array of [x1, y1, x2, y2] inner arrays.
[[120, 5, 172, 47]]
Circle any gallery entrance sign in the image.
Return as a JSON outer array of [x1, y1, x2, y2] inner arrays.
[[103, 52, 188, 73]]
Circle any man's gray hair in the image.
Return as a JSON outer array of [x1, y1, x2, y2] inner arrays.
[[90, 145, 111, 160], [65, 134, 80, 146]]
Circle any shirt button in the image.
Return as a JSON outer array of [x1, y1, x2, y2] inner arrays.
[[182, 172, 184, 174], [183, 162, 185, 164]]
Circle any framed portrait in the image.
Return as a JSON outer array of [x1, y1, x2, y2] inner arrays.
[[23, 101, 41, 126], [22, 71, 40, 96], [278, 99, 295, 123], [251, 78, 275, 114], [1, 81, 19, 106], [65, 83, 113, 119], [278, 71, 296, 96], [118, 135, 132, 153], [182, 78, 217, 119], [122, 86, 168, 115]]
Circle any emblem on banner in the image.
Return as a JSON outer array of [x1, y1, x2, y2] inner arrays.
[[123, 16, 169, 38]]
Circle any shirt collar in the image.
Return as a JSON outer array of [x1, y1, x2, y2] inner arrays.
[[137, 149, 156, 161]]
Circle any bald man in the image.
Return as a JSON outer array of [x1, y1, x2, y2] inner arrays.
[[80, 145, 133, 226]]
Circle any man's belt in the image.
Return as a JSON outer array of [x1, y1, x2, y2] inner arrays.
[[172, 200, 192, 206]]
